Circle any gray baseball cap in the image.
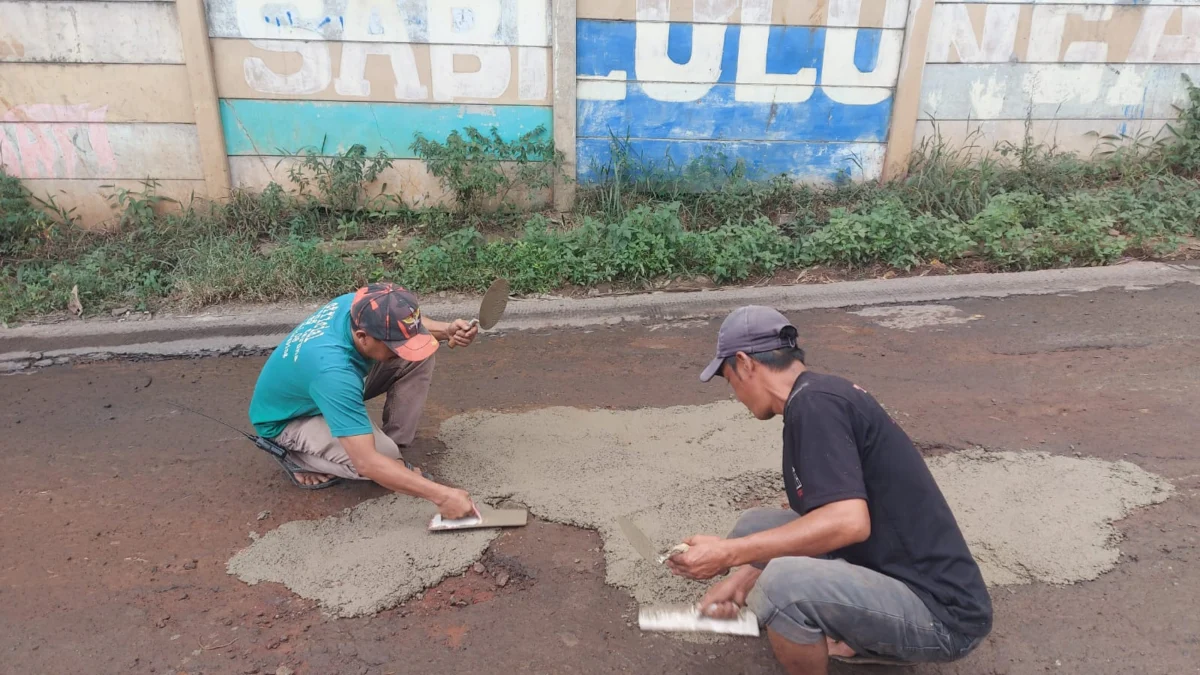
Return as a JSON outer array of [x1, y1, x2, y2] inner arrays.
[[700, 306, 797, 382]]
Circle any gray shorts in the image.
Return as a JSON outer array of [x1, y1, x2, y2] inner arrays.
[[731, 508, 982, 664]]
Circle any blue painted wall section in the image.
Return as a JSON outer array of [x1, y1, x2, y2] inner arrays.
[[575, 19, 899, 183], [220, 99, 554, 157]]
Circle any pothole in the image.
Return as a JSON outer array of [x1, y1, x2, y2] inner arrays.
[[227, 402, 1172, 617]]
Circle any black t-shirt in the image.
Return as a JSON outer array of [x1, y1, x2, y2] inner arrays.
[[782, 371, 992, 638]]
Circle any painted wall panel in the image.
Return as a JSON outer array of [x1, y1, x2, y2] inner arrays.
[[21, 180, 206, 226], [578, 21, 903, 91], [927, 4, 1200, 64], [0, 1, 184, 64], [0, 123, 203, 180], [220, 98, 553, 156], [210, 38, 552, 104], [205, 0, 552, 46], [575, 16, 900, 182], [577, 138, 885, 181], [913, 119, 1172, 156], [918, 63, 1200, 120], [578, 85, 892, 142], [955, 0, 1198, 5], [578, 0, 907, 29], [0, 65, 195, 123]]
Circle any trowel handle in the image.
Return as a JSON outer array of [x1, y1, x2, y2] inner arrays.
[[447, 318, 480, 349]]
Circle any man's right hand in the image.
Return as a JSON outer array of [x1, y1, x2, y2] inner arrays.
[[434, 487, 476, 520]]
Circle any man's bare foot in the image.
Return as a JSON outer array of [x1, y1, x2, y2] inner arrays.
[[826, 637, 855, 659], [294, 471, 336, 487]]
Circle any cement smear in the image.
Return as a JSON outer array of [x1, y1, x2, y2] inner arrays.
[[928, 449, 1173, 586], [851, 304, 983, 330], [438, 403, 1174, 601], [227, 403, 1172, 617], [439, 401, 784, 606], [226, 494, 496, 618]]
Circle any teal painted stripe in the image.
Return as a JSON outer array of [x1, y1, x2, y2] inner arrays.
[[220, 99, 553, 157]]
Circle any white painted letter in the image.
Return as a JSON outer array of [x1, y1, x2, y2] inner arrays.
[[334, 42, 428, 99], [430, 45, 512, 101], [243, 39, 331, 95], [635, 22, 725, 102], [1028, 6, 1112, 63], [1130, 7, 1200, 63], [926, 4, 1019, 63], [518, 47, 549, 100], [821, 28, 902, 105]]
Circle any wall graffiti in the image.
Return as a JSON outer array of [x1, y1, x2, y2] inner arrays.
[[0, 104, 116, 180], [575, 0, 907, 182], [927, 5, 1200, 64], [921, 3, 1200, 125], [206, 0, 550, 45]]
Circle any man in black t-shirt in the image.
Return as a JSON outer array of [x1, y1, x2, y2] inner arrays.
[[666, 306, 992, 673]]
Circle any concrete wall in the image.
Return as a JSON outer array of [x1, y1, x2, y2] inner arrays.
[[0, 0, 206, 223], [914, 0, 1200, 157], [574, 0, 907, 183], [4, 0, 1200, 227], [205, 0, 554, 207]]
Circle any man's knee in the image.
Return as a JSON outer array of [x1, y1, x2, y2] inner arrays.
[[727, 507, 799, 539]]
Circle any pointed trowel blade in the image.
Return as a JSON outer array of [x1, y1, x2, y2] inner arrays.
[[617, 516, 660, 563]]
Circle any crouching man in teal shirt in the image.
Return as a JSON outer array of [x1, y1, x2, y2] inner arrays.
[[248, 282, 477, 519]]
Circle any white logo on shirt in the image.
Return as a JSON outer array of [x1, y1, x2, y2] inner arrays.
[[279, 300, 340, 363]]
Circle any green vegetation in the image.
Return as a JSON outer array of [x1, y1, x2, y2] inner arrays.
[[3, 85, 1200, 324]]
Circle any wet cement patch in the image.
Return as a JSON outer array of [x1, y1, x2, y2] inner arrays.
[[227, 403, 1172, 616], [226, 494, 496, 618], [929, 449, 1174, 586]]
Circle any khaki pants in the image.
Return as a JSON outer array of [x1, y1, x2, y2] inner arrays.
[[275, 356, 434, 479]]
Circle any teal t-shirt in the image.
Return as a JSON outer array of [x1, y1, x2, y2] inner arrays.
[[248, 294, 375, 439]]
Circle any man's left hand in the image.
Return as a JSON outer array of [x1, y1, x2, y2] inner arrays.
[[665, 535, 734, 580], [448, 319, 479, 348]]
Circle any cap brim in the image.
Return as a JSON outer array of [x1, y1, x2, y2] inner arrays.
[[700, 356, 724, 382], [389, 332, 439, 362]]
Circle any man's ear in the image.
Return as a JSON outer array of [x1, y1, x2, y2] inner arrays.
[[734, 351, 754, 377]]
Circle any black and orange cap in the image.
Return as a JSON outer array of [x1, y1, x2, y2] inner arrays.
[[350, 283, 438, 362]]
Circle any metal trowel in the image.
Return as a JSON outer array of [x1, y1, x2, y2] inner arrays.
[[428, 505, 528, 531], [617, 516, 690, 564], [638, 604, 760, 636], [448, 278, 509, 348]]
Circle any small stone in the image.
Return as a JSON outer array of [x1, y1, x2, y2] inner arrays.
[[177, 593, 189, 601], [276, 668, 294, 675], [155, 616, 169, 628], [112, 306, 132, 317], [256, 511, 271, 521], [223, 618, 233, 626], [472, 562, 486, 574], [183, 559, 198, 570], [33, 359, 53, 368], [495, 571, 510, 587]]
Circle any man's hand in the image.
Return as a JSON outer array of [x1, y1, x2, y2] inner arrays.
[[434, 486, 476, 520], [698, 566, 761, 618], [665, 535, 734, 580], [447, 319, 478, 348]]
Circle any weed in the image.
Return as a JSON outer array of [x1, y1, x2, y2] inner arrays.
[[411, 125, 562, 213]]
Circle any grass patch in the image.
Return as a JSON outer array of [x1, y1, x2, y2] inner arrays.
[[3, 87, 1200, 324]]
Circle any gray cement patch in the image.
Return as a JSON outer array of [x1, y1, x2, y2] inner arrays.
[[929, 449, 1174, 586], [226, 403, 1172, 617], [226, 494, 496, 618], [852, 304, 983, 330]]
